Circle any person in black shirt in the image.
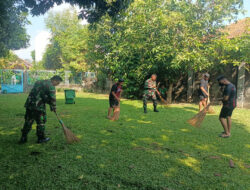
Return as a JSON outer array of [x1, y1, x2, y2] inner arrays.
[[107, 79, 124, 120], [217, 76, 237, 138], [198, 73, 210, 112]]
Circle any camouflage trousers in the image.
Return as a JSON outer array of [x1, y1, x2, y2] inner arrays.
[[143, 92, 157, 110], [21, 109, 47, 139]]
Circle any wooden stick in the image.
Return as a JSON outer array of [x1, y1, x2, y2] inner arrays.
[[207, 87, 215, 114]]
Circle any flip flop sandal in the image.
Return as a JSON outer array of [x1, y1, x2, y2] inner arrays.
[[218, 132, 226, 137], [221, 134, 230, 138]]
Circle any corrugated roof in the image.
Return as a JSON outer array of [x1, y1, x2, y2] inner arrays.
[[223, 17, 250, 38]]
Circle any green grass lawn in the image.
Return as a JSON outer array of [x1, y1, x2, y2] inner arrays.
[[0, 92, 249, 190]]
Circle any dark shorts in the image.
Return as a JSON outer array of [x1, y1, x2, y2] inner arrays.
[[219, 106, 234, 118], [199, 94, 208, 100], [109, 98, 119, 108]]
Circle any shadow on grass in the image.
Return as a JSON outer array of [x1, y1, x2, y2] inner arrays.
[[0, 94, 249, 189]]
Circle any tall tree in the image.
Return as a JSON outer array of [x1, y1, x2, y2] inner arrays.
[[0, 0, 30, 57], [87, 0, 244, 100], [42, 8, 88, 72], [42, 42, 63, 70]]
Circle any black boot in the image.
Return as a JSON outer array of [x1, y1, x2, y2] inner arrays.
[[19, 135, 27, 144], [154, 108, 159, 112], [154, 105, 159, 112], [37, 137, 50, 144], [37, 127, 50, 143], [144, 108, 147, 113], [37, 132, 50, 143], [153, 100, 159, 112]]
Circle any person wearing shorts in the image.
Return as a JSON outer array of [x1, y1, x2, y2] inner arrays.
[[107, 79, 124, 120], [217, 76, 236, 138], [198, 73, 210, 112]]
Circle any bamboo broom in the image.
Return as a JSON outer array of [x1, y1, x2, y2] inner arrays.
[[55, 112, 80, 144], [188, 104, 210, 128], [157, 90, 168, 105], [159, 94, 168, 104], [207, 87, 215, 114]]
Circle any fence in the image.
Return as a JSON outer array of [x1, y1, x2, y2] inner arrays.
[[0, 69, 24, 93], [0, 69, 83, 94]]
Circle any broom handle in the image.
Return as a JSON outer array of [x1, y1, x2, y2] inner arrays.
[[208, 87, 211, 104], [156, 90, 165, 102], [55, 112, 64, 126]]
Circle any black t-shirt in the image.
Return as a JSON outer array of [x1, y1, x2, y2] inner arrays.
[[199, 79, 208, 96], [223, 83, 236, 108], [109, 83, 122, 100]]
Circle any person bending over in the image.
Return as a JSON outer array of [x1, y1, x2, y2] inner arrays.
[[19, 75, 63, 144]]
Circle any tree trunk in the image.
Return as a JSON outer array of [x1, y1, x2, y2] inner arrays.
[[237, 62, 245, 108], [167, 83, 173, 104]]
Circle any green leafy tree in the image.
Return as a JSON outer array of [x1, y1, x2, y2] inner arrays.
[[0, 0, 30, 57], [31, 50, 35, 63], [87, 0, 243, 101], [0, 51, 29, 69], [42, 8, 88, 72], [42, 41, 63, 70], [0, 51, 19, 69], [22, 0, 132, 23]]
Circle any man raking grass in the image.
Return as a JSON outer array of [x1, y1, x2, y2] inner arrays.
[[19, 76, 62, 144]]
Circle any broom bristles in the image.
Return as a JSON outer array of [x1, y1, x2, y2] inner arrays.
[[188, 104, 210, 127], [208, 105, 215, 114], [159, 95, 168, 104], [62, 126, 80, 144]]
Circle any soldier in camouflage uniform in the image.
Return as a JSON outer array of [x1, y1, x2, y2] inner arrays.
[[143, 74, 160, 113], [19, 76, 63, 144]]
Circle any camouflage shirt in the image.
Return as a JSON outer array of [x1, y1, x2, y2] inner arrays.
[[144, 78, 157, 96], [25, 80, 56, 112]]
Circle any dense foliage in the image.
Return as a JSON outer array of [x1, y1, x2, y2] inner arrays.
[[87, 0, 245, 99], [42, 8, 88, 72], [0, 0, 130, 57], [22, 0, 132, 23], [0, 0, 30, 57], [0, 51, 28, 69], [1, 0, 248, 101]]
